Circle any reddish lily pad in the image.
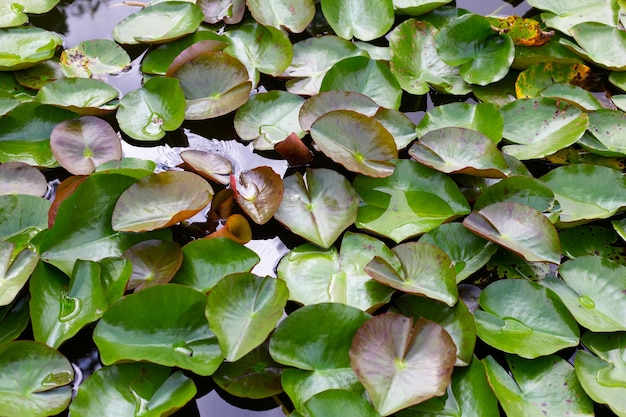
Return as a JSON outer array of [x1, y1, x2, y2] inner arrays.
[[231, 166, 284, 225]]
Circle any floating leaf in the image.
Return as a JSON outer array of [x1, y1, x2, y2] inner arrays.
[[375, 108, 417, 150], [303, 389, 380, 417], [559, 226, 625, 262], [198, 0, 245, 24], [585, 109, 626, 156], [60, 39, 131, 78], [122, 239, 183, 292], [487, 15, 553, 46], [0, 194, 50, 252], [246, 0, 315, 33], [540, 83, 603, 111], [515, 62, 595, 98], [299, 90, 379, 132], [562, 22, 626, 71], [274, 132, 314, 166], [232, 166, 283, 225], [15, 58, 64, 90], [475, 279, 579, 358], [0, 242, 38, 306], [0, 26, 63, 70], [392, 0, 453, 16], [36, 78, 119, 116], [206, 214, 252, 244], [274, 168, 359, 249], [180, 150, 232, 185], [526, 0, 617, 32], [350, 314, 456, 416], [320, 0, 393, 41], [0, 162, 47, 197], [415, 102, 503, 143], [0, 292, 30, 345]]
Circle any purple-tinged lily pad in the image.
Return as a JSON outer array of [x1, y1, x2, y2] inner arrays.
[[0, 161, 47, 197], [180, 149, 233, 185], [299, 90, 379, 132], [232, 166, 283, 225], [122, 239, 183, 292]]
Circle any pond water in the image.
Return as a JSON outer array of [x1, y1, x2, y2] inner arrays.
[[32, 0, 536, 415]]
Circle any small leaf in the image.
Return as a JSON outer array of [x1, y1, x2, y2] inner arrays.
[[415, 102, 503, 143], [232, 166, 283, 225], [320, 0, 393, 41], [122, 239, 183, 292], [60, 39, 131, 78], [0, 162, 47, 197], [0, 242, 38, 307], [299, 90, 379, 132], [563, 22, 626, 71], [180, 150, 232, 185], [198, 0, 245, 24], [487, 15, 553, 46], [515, 62, 596, 98]]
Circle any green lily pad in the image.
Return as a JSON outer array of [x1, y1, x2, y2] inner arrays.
[[14, 58, 64, 90], [389, 19, 469, 95], [559, 226, 625, 263], [310, 110, 397, 177], [350, 314, 456, 416], [0, 162, 47, 197], [375, 108, 418, 150], [94, 284, 223, 375], [0, 292, 30, 345], [112, 171, 213, 233], [60, 39, 131, 78], [515, 62, 595, 98], [614, 218, 626, 242], [35, 78, 119, 116], [299, 90, 379, 132], [0, 241, 38, 306], [0, 26, 63, 71], [70, 363, 196, 417], [0, 90, 19, 116], [463, 202, 561, 264], [320, 56, 402, 109], [420, 222, 497, 282], [500, 97, 589, 160], [409, 127, 510, 177], [541, 256, 626, 332], [232, 166, 284, 225], [95, 157, 156, 178], [50, 116, 122, 175], [436, 13, 514, 85], [276, 231, 398, 312], [540, 164, 626, 225], [353, 159, 471, 243], [246, 0, 314, 33], [365, 241, 458, 306], [234, 90, 305, 151], [224, 22, 293, 85], [198, 0, 245, 24], [392, 0, 452, 15], [483, 354, 594, 417], [539, 83, 603, 111], [585, 109, 626, 156], [0, 340, 73, 417], [122, 239, 183, 291], [274, 168, 359, 249], [171, 238, 259, 292], [415, 102, 503, 143], [180, 150, 233, 185], [302, 389, 380, 417], [113, 1, 204, 45], [526, 0, 618, 33], [0, 0, 28, 28], [206, 272, 288, 362], [320, 0, 393, 41], [582, 331, 626, 388], [282, 35, 367, 95], [394, 294, 476, 366], [475, 279, 580, 358], [562, 22, 626, 71], [0, 194, 50, 252]]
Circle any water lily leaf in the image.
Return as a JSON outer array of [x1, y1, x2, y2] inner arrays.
[[180, 150, 232, 185], [410, 127, 510, 178], [224, 22, 293, 85], [234, 90, 305, 151], [320, 0, 393, 41], [415, 102, 503, 143], [0, 26, 63, 70], [15, 58, 64, 90], [70, 362, 196, 417], [513, 33, 584, 71], [540, 164, 626, 225], [113, 1, 204, 45], [350, 314, 456, 416], [232, 166, 283, 225], [541, 256, 626, 332], [374, 108, 417, 150], [320, 56, 402, 109], [539, 83, 603, 111], [40, 174, 170, 275], [463, 202, 561, 264], [206, 273, 288, 362], [171, 238, 259, 292], [198, 0, 245, 24], [471, 71, 517, 107], [392, 0, 452, 16], [94, 158, 156, 177], [0, 292, 29, 345], [205, 213, 252, 244], [0, 0, 28, 28], [585, 109, 626, 156], [94, 284, 222, 375], [353, 159, 471, 243], [500, 97, 589, 160], [394, 294, 475, 366], [122, 239, 182, 292], [0, 90, 19, 116], [0, 241, 37, 307], [436, 13, 514, 85], [389, 19, 470, 95], [303, 389, 380, 417], [0, 340, 73, 417], [60, 39, 131, 79], [582, 332, 626, 389], [475, 279, 580, 358], [515, 62, 595, 98], [112, 171, 213, 232], [559, 226, 625, 263], [276, 232, 398, 311], [420, 222, 497, 282], [365, 241, 458, 306], [246, 0, 314, 33], [0, 195, 49, 252], [171, 51, 252, 120], [483, 354, 594, 417], [50, 116, 122, 175], [487, 15, 553, 46], [561, 22, 626, 71], [526, 0, 618, 33], [299, 90, 379, 132], [0, 162, 47, 197], [281, 35, 367, 95], [614, 218, 626, 242], [212, 341, 284, 399], [274, 168, 359, 249], [310, 110, 397, 177], [36, 78, 119, 116]]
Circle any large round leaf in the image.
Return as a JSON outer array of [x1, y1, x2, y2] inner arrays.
[[0, 340, 73, 417], [0, 162, 47, 197], [113, 1, 204, 45], [206, 273, 288, 362], [36, 78, 119, 115], [246, 0, 314, 33], [50, 116, 122, 175], [475, 279, 580, 358], [112, 171, 213, 232], [463, 202, 562, 264], [116, 76, 186, 141], [310, 110, 397, 177], [274, 168, 359, 249], [70, 363, 196, 417], [60, 39, 131, 78], [353, 159, 470, 243], [0, 26, 62, 70], [415, 102, 503, 143], [349, 314, 457, 416], [94, 284, 223, 376], [320, 0, 393, 41]]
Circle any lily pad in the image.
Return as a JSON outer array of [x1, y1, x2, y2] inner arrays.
[[246, 0, 314, 33], [0, 292, 30, 345], [113, 1, 204, 45], [60, 39, 131, 79], [475, 279, 580, 358], [0, 340, 73, 417], [515, 62, 595, 98], [180, 150, 232, 185], [375, 108, 418, 150], [122, 239, 183, 292], [559, 226, 625, 262], [198, 0, 245, 24], [232, 166, 284, 225], [350, 314, 456, 416], [94, 284, 223, 375], [0, 162, 47, 197], [302, 389, 380, 417], [0, 241, 38, 306], [562, 22, 626, 71], [0, 26, 63, 70], [320, 0, 393, 41], [206, 272, 288, 362], [540, 83, 603, 111], [274, 168, 359, 249], [526, 0, 618, 33], [14, 58, 64, 90], [299, 90, 379, 132], [0, 194, 50, 252], [415, 102, 503, 143], [112, 171, 213, 233], [392, 0, 452, 15], [585, 109, 626, 156], [487, 15, 554, 46], [36, 78, 119, 116]]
